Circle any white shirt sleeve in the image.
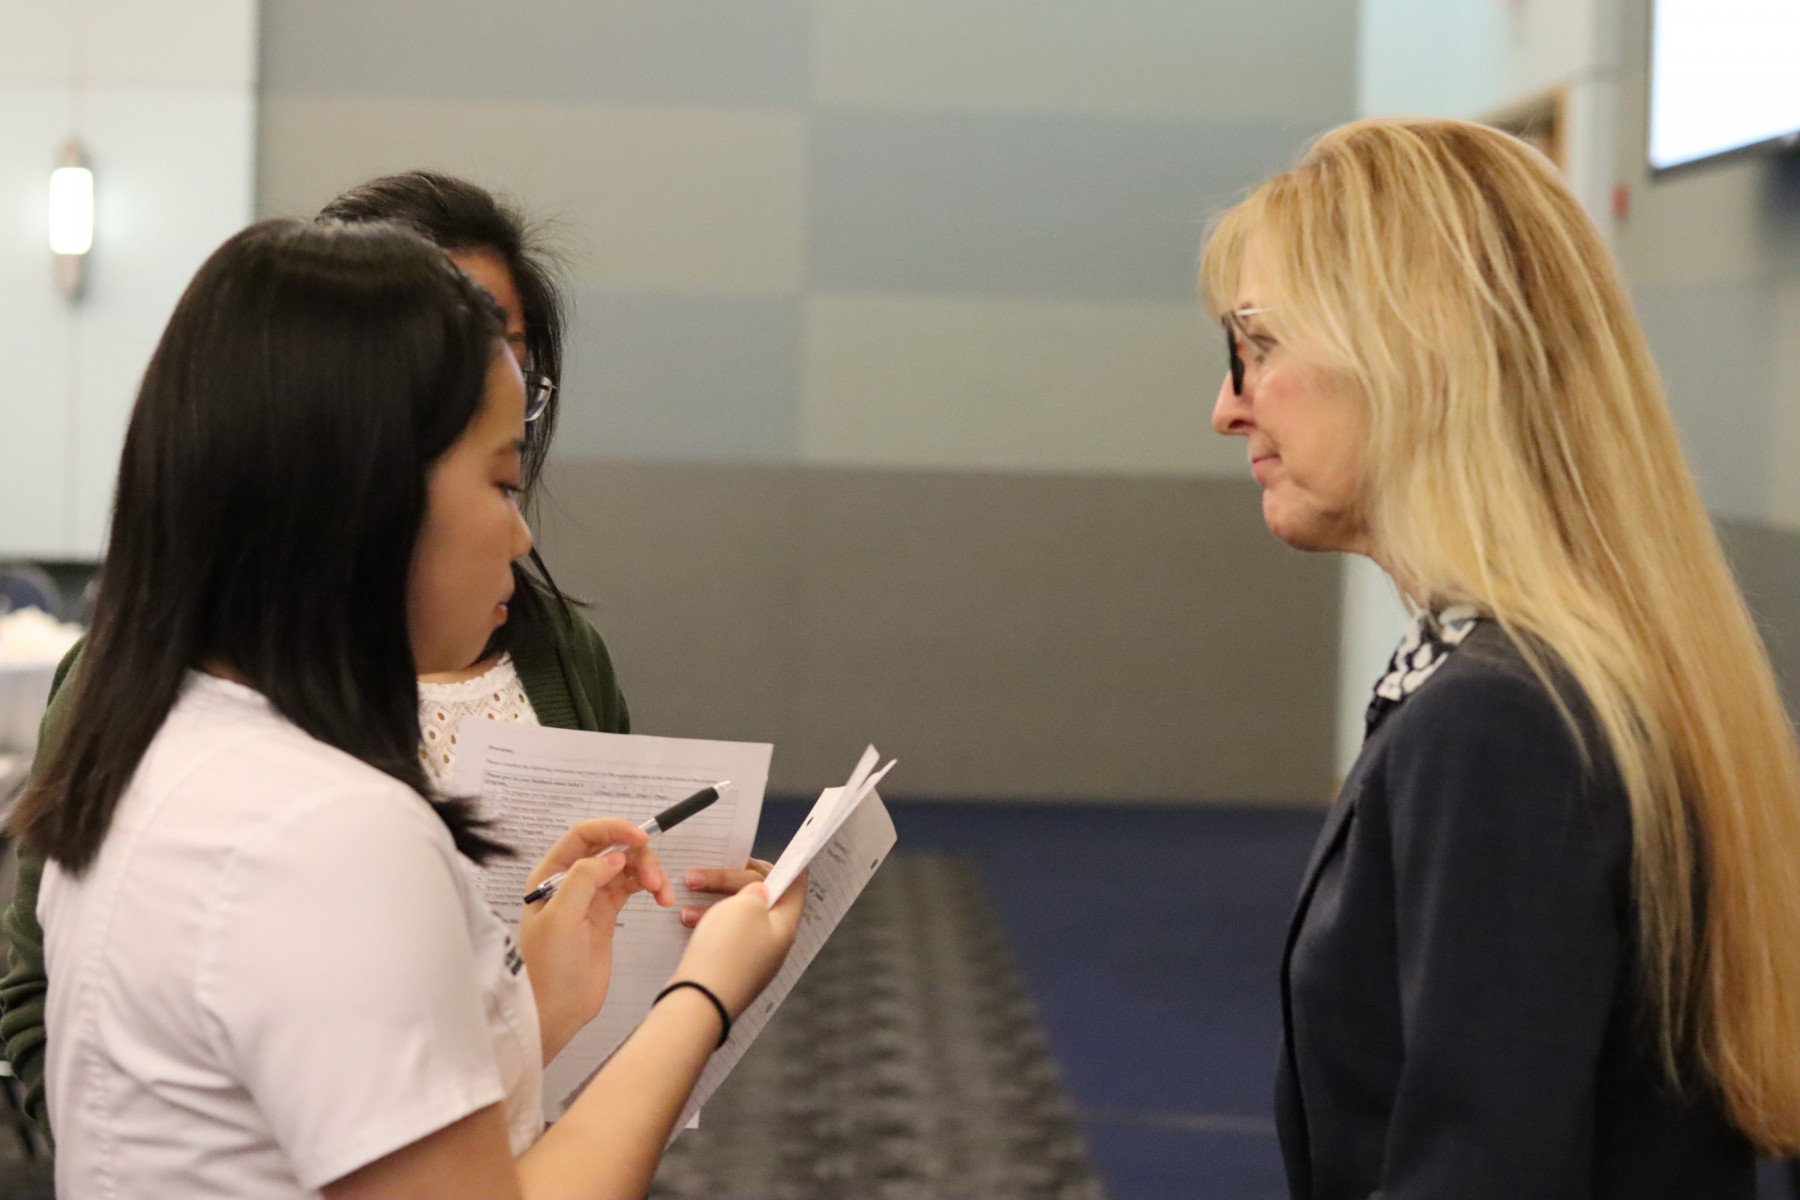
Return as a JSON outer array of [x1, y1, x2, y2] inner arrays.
[[193, 783, 508, 1190]]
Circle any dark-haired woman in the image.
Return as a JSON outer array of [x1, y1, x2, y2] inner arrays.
[[0, 173, 760, 1128], [10, 217, 802, 1199]]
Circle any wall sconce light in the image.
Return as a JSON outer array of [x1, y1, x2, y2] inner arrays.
[[49, 140, 93, 300]]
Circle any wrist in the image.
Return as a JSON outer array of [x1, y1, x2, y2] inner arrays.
[[519, 924, 594, 1066], [654, 979, 731, 1047]]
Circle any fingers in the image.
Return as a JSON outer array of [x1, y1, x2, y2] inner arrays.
[[772, 868, 803, 902], [621, 845, 671, 906], [530, 818, 649, 887], [678, 857, 774, 926], [538, 850, 627, 918], [683, 859, 772, 895], [767, 870, 806, 936], [528, 819, 676, 907], [638, 845, 676, 908], [684, 875, 801, 931]]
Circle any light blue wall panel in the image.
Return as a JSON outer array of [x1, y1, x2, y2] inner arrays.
[[555, 289, 803, 462], [809, 114, 1323, 303]]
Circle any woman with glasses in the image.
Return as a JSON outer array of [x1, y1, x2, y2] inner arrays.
[[0, 173, 765, 1132], [319, 173, 628, 783], [1206, 117, 1800, 1198], [7, 217, 802, 1199]]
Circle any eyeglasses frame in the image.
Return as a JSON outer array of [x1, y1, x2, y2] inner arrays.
[[1222, 306, 1277, 397], [523, 371, 555, 423]]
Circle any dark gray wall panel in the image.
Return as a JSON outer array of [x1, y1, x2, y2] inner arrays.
[[809, 113, 1322, 303], [556, 290, 803, 461], [1635, 281, 1776, 522], [261, 0, 810, 106], [1719, 517, 1800, 721], [533, 460, 1341, 804], [532, 462, 809, 752]]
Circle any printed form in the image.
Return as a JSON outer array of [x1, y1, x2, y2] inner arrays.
[[446, 722, 771, 1117]]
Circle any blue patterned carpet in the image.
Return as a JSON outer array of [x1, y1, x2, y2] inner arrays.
[[751, 799, 1318, 1200], [753, 799, 1800, 1200]]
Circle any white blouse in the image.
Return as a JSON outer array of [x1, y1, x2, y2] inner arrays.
[[41, 674, 544, 1199], [418, 654, 539, 790]]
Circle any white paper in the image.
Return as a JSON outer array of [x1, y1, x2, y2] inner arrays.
[[764, 754, 894, 904], [445, 721, 771, 1117], [673, 788, 897, 1133]]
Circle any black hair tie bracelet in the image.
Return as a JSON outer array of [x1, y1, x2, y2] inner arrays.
[[654, 980, 731, 1048]]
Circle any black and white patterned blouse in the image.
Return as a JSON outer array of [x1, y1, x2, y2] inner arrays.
[[1365, 603, 1482, 731]]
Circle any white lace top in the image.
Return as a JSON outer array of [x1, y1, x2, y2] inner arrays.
[[418, 654, 539, 789]]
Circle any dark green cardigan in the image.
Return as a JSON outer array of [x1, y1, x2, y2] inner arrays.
[[0, 587, 628, 1131]]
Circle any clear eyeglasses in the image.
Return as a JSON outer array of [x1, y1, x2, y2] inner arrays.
[[1222, 306, 1277, 396], [524, 372, 555, 423]]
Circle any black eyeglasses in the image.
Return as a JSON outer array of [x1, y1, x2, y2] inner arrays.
[[1222, 307, 1276, 396], [523, 372, 555, 423]]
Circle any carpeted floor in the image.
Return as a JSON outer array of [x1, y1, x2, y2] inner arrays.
[[2, 804, 1796, 1199], [651, 853, 1105, 1200]]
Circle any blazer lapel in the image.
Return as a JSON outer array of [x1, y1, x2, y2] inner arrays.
[[1273, 772, 1361, 1200], [1283, 775, 1361, 962], [1283, 704, 1401, 955]]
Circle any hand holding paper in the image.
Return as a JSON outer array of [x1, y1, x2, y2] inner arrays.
[[763, 745, 896, 903], [672, 869, 809, 1020], [667, 746, 899, 1133], [446, 723, 770, 1116]]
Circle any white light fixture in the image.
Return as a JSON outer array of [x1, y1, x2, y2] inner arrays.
[[49, 140, 93, 300]]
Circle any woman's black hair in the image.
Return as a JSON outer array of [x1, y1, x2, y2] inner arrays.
[[10, 218, 509, 870], [315, 171, 565, 497], [316, 171, 582, 661]]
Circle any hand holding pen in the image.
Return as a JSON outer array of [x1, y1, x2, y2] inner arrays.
[[525, 782, 732, 905], [518, 814, 680, 1061]]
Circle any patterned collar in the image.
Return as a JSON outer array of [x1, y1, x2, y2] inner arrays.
[[1366, 604, 1483, 731]]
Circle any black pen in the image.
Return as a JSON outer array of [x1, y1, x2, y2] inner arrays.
[[523, 781, 731, 905]]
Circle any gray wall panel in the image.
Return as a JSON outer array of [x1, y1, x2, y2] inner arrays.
[[813, 0, 1358, 122], [531, 462, 809, 753], [1634, 281, 1775, 523], [557, 290, 803, 461], [809, 113, 1322, 302], [261, 0, 810, 105], [533, 461, 1341, 803], [1719, 518, 1800, 722]]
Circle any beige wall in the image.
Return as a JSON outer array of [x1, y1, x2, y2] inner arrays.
[[256, 0, 1361, 804]]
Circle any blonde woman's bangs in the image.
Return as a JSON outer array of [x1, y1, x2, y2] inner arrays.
[[1199, 199, 1258, 319]]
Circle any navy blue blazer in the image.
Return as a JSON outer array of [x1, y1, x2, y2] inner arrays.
[[1276, 621, 1752, 1199]]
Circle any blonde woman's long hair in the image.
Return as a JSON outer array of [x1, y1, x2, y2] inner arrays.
[[1202, 116, 1800, 1152]]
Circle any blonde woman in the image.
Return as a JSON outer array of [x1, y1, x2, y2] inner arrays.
[[1205, 117, 1800, 1198]]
